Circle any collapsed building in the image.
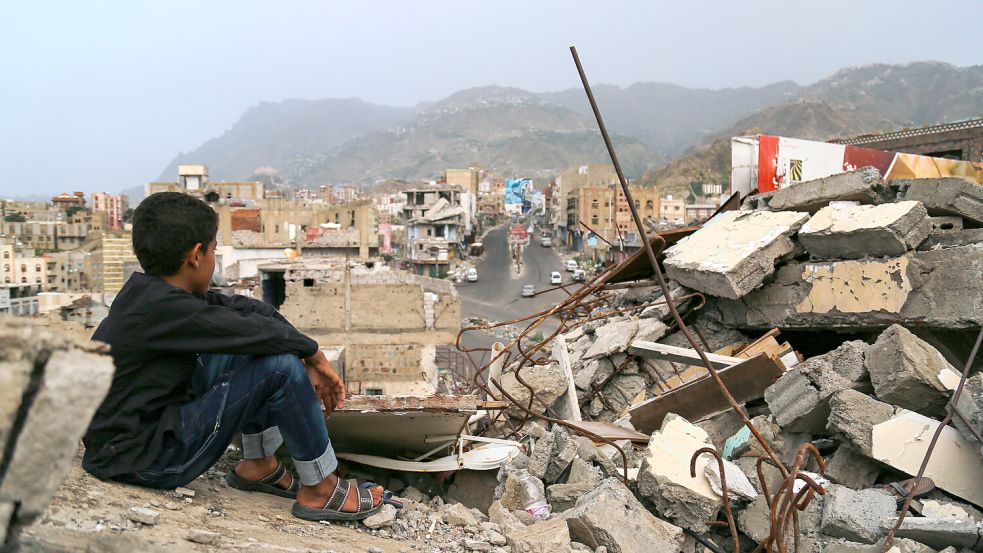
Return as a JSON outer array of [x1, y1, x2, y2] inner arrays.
[[257, 259, 461, 396]]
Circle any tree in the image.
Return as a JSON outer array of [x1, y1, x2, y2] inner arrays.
[[65, 206, 86, 218], [3, 213, 25, 222], [123, 207, 135, 223]]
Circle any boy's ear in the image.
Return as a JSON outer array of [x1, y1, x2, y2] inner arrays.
[[186, 243, 203, 269]]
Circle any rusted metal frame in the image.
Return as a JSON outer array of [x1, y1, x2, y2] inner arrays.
[[570, 45, 791, 497], [639, 358, 673, 394], [881, 326, 983, 552], [691, 447, 740, 553]]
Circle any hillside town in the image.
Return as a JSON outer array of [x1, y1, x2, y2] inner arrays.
[[3, 4, 983, 552]]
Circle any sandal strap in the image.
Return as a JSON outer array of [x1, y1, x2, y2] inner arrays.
[[286, 476, 301, 496], [324, 478, 350, 512], [257, 462, 286, 486], [356, 485, 374, 513]]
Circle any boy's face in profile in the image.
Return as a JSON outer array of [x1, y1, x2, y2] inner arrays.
[[188, 239, 217, 295]]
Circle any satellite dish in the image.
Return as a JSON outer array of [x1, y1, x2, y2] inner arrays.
[[103, 292, 117, 307]]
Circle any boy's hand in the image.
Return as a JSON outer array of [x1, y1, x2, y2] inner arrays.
[[303, 350, 346, 415]]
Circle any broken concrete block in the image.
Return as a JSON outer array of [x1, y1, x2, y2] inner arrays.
[[362, 504, 398, 529], [919, 228, 983, 250], [0, 360, 32, 469], [507, 517, 573, 553], [746, 415, 814, 467], [798, 200, 930, 258], [898, 177, 983, 225], [820, 485, 896, 544], [823, 537, 940, 553], [566, 478, 684, 553], [738, 491, 824, 551], [764, 340, 870, 433], [564, 457, 602, 486], [186, 528, 220, 545], [866, 325, 955, 417], [712, 244, 983, 330], [546, 482, 594, 513], [929, 215, 964, 233], [663, 210, 811, 300], [583, 320, 638, 359], [637, 414, 722, 532], [881, 516, 982, 550], [488, 500, 525, 534], [921, 498, 983, 522], [127, 507, 161, 525], [633, 318, 668, 344], [824, 444, 882, 490], [827, 389, 896, 457], [447, 470, 498, 514], [528, 426, 577, 484], [442, 502, 479, 527], [872, 409, 983, 508], [954, 372, 983, 448], [768, 166, 883, 213], [702, 458, 757, 500], [500, 362, 568, 417], [0, 349, 114, 521]]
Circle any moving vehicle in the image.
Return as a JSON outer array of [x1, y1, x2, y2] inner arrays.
[[521, 284, 536, 297], [572, 269, 586, 282], [466, 268, 478, 282], [564, 259, 578, 272], [550, 271, 562, 285], [540, 236, 552, 247]]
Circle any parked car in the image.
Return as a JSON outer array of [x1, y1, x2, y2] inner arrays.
[[550, 271, 562, 285], [564, 259, 578, 272], [572, 269, 586, 282], [466, 267, 478, 282], [540, 237, 552, 247], [521, 284, 536, 297]]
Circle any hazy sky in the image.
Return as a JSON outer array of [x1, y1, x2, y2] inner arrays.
[[2, 0, 980, 198]]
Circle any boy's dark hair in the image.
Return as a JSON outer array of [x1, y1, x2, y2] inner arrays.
[[133, 192, 218, 276]]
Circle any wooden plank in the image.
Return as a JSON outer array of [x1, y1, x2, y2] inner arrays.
[[628, 340, 743, 370], [628, 352, 785, 434], [562, 420, 650, 443]]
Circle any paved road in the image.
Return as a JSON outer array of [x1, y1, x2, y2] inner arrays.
[[456, 220, 572, 371]]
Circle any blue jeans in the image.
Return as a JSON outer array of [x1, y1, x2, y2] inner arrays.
[[116, 353, 338, 489]]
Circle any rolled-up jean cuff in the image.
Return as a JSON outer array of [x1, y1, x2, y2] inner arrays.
[[294, 444, 339, 486], [242, 427, 284, 459]]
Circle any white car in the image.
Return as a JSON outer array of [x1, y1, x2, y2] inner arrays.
[[550, 271, 562, 285], [564, 259, 578, 272], [466, 268, 478, 282]]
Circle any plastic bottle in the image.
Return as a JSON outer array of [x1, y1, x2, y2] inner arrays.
[[516, 471, 551, 519]]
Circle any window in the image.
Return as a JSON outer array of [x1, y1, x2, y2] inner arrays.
[[646, 200, 654, 209], [35, 264, 41, 272], [365, 388, 384, 396], [21, 277, 27, 283], [3, 265, 7, 272], [591, 200, 598, 209], [20, 264, 26, 272], [591, 215, 598, 225], [35, 277, 41, 284], [634, 200, 640, 209], [2, 251, 8, 258], [303, 278, 315, 287]]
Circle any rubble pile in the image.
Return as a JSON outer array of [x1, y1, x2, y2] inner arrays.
[[447, 170, 983, 552]]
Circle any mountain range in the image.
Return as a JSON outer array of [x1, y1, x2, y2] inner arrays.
[[146, 61, 983, 201]]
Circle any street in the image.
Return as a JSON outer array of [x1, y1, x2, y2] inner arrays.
[[456, 220, 573, 371]]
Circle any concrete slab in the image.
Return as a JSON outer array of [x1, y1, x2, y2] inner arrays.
[[898, 177, 983, 224], [768, 166, 883, 213], [637, 414, 722, 532], [798, 201, 930, 258], [872, 410, 983, 508], [712, 244, 983, 330], [866, 325, 954, 417], [820, 485, 897, 544], [565, 478, 685, 553], [663, 210, 810, 300], [827, 389, 896, 457]]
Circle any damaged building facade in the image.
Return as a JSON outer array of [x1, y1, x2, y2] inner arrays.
[[258, 259, 461, 396]]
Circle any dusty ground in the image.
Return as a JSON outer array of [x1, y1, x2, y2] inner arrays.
[[19, 450, 431, 553]]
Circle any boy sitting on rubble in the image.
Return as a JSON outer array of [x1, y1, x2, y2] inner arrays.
[[82, 192, 384, 521]]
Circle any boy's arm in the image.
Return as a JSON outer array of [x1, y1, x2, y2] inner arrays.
[[144, 289, 318, 358], [203, 291, 294, 326]]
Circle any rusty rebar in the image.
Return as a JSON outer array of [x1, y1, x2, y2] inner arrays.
[[570, 45, 790, 485], [691, 447, 740, 553]]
